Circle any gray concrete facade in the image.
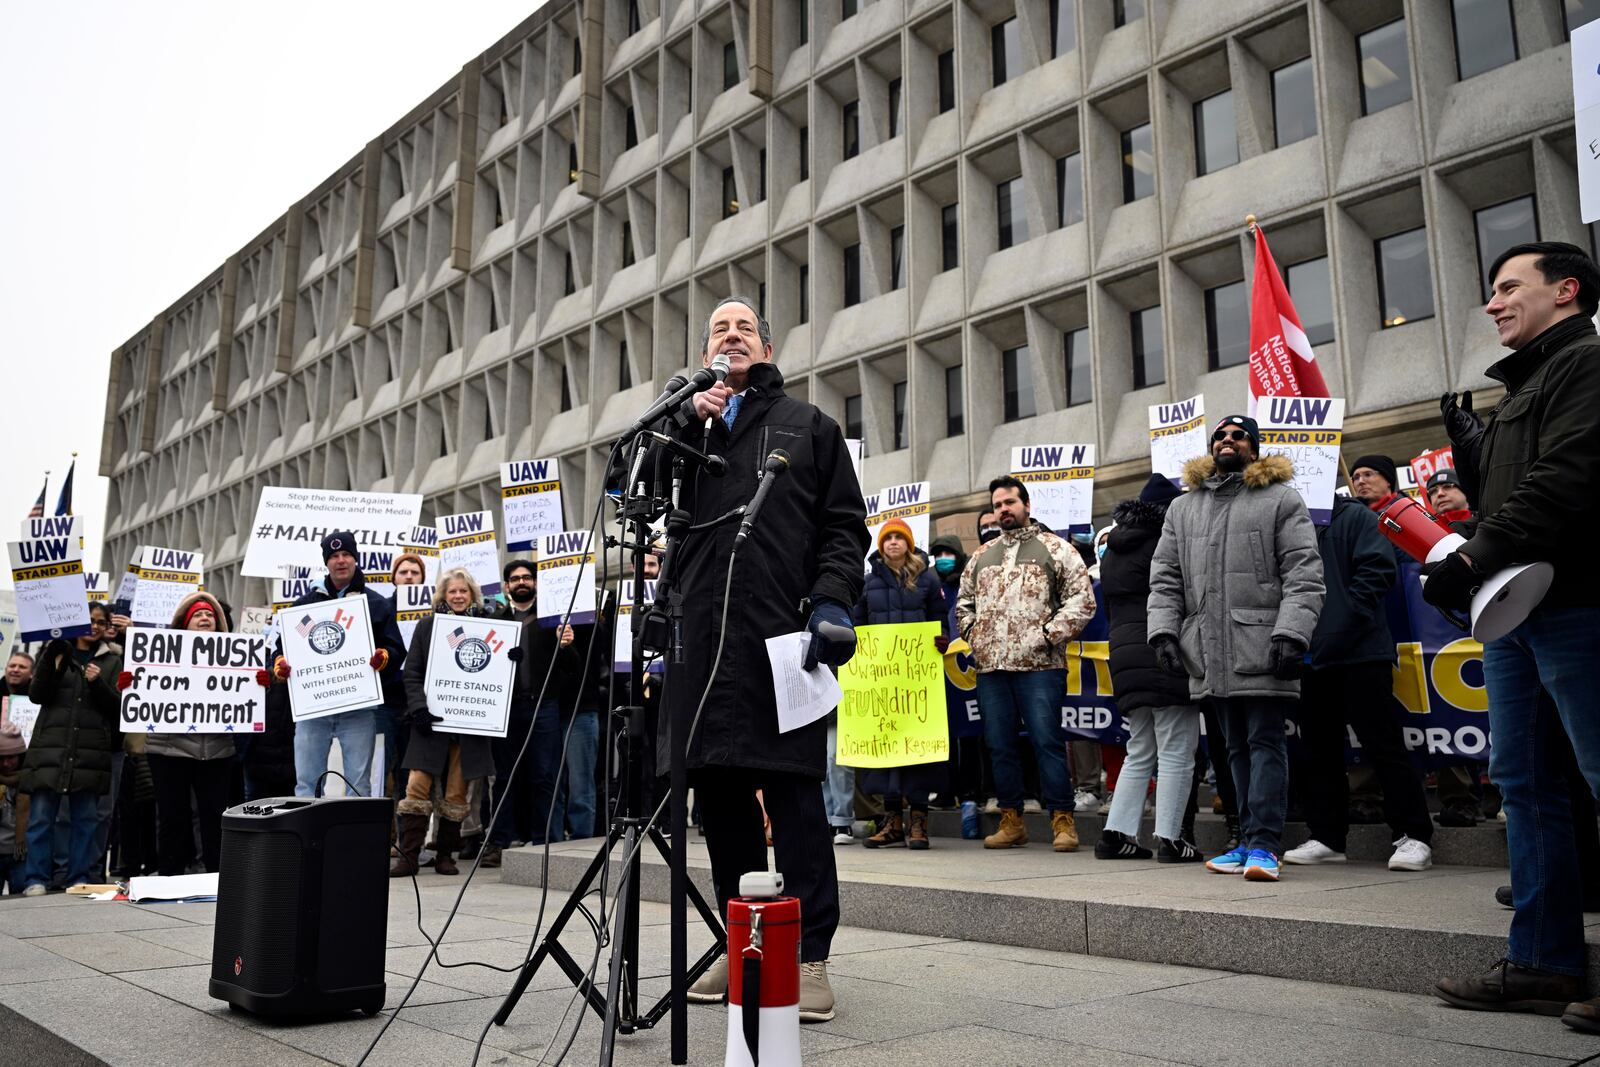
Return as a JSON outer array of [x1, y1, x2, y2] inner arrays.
[[100, 0, 1596, 607]]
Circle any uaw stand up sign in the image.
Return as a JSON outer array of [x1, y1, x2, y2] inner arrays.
[[278, 597, 381, 722]]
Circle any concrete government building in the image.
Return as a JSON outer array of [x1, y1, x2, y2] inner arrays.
[[100, 0, 1600, 607]]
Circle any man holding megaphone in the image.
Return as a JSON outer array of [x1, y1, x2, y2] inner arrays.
[[1430, 243, 1600, 1034]]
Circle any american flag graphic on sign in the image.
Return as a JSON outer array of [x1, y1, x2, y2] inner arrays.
[[296, 614, 314, 637], [447, 626, 467, 648]]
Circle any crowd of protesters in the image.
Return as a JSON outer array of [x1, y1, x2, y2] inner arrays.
[[3, 242, 1598, 1036]]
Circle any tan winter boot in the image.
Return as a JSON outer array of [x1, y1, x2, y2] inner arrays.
[[1051, 810, 1080, 852], [863, 811, 905, 848], [390, 812, 427, 878], [907, 810, 930, 851], [984, 808, 1028, 849]]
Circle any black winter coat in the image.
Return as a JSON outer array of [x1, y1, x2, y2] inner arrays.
[[399, 613, 496, 781], [1101, 499, 1191, 714], [282, 571, 407, 710], [853, 553, 946, 627], [1461, 314, 1600, 609], [20, 640, 124, 794], [1309, 495, 1398, 668], [658, 362, 869, 778], [243, 684, 297, 797]]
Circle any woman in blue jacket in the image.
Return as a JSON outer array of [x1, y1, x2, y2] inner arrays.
[[853, 519, 947, 849]]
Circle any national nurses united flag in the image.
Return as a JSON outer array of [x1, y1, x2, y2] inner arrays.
[[296, 614, 315, 637], [1247, 222, 1331, 415]]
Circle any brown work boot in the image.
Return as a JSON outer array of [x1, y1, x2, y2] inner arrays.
[[1051, 811, 1080, 852], [433, 819, 461, 876], [389, 813, 427, 878], [863, 812, 905, 848], [907, 810, 930, 850], [1564, 995, 1600, 1032], [1435, 959, 1585, 1016], [984, 808, 1027, 849]]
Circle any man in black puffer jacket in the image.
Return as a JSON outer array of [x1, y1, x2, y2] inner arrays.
[[1285, 493, 1433, 872], [1100, 474, 1202, 863]]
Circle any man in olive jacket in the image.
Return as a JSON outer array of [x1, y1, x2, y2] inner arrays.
[[1431, 242, 1600, 1029], [1147, 415, 1323, 883]]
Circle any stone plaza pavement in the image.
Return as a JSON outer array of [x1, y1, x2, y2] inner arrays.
[[2, 850, 1599, 1067]]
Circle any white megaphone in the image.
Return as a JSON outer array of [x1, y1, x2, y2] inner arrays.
[[1377, 496, 1553, 643]]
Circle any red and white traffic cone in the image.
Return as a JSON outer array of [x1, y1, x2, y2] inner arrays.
[[724, 872, 802, 1067]]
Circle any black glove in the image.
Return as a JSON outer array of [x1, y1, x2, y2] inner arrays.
[[1150, 635, 1186, 677], [507, 646, 524, 663], [411, 710, 444, 736], [1439, 391, 1482, 448], [1267, 637, 1307, 680], [802, 598, 857, 672], [1422, 551, 1482, 612]]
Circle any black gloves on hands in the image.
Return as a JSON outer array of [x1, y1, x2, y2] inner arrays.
[[411, 710, 445, 736], [802, 598, 857, 672], [1422, 552, 1482, 612], [1268, 637, 1307, 680], [1439, 391, 1482, 449], [1151, 635, 1187, 677]]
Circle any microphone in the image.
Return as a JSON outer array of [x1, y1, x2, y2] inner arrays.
[[734, 450, 791, 548], [621, 354, 731, 439]]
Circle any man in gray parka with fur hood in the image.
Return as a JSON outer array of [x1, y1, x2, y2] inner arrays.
[[1146, 414, 1324, 883]]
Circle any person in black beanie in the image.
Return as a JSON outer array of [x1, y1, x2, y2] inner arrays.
[[1098, 473, 1205, 863], [1349, 454, 1400, 513]]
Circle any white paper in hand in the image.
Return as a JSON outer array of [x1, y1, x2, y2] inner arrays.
[[766, 631, 842, 734]]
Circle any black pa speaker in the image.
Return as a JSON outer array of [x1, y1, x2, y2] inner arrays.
[[208, 795, 391, 1017]]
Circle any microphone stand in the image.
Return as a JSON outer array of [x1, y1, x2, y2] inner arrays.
[[490, 418, 728, 1067]]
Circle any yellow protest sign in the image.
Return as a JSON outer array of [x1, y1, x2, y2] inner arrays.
[[836, 622, 948, 768]]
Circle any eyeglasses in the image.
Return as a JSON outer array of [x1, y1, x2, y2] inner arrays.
[[1212, 429, 1250, 443]]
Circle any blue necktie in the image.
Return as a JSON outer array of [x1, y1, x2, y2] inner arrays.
[[723, 393, 743, 431]]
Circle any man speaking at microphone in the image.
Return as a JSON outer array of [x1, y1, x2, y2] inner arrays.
[[661, 295, 868, 1023]]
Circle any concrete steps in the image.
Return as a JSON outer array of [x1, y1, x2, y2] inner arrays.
[[502, 833, 1600, 1001], [922, 808, 1510, 867]]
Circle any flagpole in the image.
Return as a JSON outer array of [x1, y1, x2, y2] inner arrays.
[[1246, 213, 1356, 490]]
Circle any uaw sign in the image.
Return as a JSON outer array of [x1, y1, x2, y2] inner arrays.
[[120, 628, 267, 734], [130, 547, 203, 625], [1012, 444, 1095, 534], [1257, 395, 1344, 525], [537, 529, 597, 627], [8, 535, 92, 641], [439, 511, 502, 597], [423, 615, 515, 737], [1148, 395, 1207, 485], [500, 458, 564, 552], [278, 597, 380, 721], [864, 482, 931, 555]]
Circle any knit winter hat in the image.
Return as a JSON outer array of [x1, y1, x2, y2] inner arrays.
[[391, 552, 428, 583], [877, 518, 916, 554], [0, 722, 24, 757], [1138, 472, 1182, 505], [1212, 415, 1261, 454], [1351, 454, 1399, 494], [320, 531, 358, 563], [182, 599, 216, 628]]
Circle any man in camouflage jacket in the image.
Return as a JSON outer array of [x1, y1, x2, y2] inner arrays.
[[957, 476, 1095, 852]]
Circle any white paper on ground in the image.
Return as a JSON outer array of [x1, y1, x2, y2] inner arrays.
[[128, 872, 220, 902], [765, 631, 842, 734]]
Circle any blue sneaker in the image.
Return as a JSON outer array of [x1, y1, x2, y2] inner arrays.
[[1205, 845, 1251, 874], [960, 801, 980, 840], [1243, 849, 1281, 882]]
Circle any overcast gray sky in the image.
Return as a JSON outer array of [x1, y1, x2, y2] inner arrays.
[[0, 0, 542, 588]]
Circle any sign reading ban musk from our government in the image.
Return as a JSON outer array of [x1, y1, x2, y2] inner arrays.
[[121, 628, 267, 734], [241, 487, 423, 578], [279, 597, 381, 721], [423, 615, 515, 738]]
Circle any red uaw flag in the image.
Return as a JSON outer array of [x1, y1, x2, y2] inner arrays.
[[1247, 222, 1330, 414]]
